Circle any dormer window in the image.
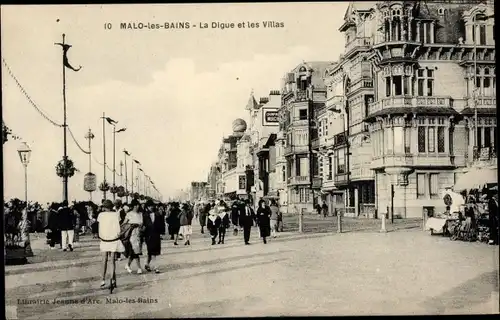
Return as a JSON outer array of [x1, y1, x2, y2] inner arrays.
[[299, 66, 307, 72], [438, 8, 445, 16]]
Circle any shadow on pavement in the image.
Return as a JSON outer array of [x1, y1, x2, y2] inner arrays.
[[6, 250, 289, 303], [13, 257, 286, 319], [419, 270, 499, 314]]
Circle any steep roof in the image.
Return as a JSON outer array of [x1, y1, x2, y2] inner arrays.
[[245, 90, 260, 111], [290, 61, 334, 89]]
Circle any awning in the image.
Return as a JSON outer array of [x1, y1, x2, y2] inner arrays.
[[453, 167, 497, 191], [263, 134, 277, 148], [364, 107, 462, 123]]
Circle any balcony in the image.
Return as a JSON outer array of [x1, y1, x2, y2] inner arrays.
[[291, 118, 309, 127], [344, 37, 371, 57], [327, 95, 344, 111], [370, 153, 455, 170], [334, 172, 349, 186], [466, 96, 496, 108], [288, 176, 310, 186], [368, 96, 453, 116], [348, 79, 374, 94], [284, 145, 309, 156], [312, 177, 322, 189]]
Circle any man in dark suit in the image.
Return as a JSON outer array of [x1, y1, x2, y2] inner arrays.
[[59, 200, 75, 252], [240, 200, 255, 245]]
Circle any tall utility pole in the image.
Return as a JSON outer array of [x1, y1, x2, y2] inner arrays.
[[61, 34, 69, 203], [102, 112, 107, 200], [124, 150, 129, 202]]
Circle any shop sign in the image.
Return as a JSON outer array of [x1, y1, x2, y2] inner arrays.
[[262, 108, 279, 126]]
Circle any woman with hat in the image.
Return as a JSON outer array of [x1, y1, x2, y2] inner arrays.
[[122, 199, 145, 274], [97, 199, 125, 293], [143, 200, 163, 273]]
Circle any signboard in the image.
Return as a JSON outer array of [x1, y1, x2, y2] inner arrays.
[[238, 175, 246, 190], [84, 173, 97, 192], [262, 108, 279, 126]]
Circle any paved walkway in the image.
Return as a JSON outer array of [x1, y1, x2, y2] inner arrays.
[[5, 229, 499, 318]]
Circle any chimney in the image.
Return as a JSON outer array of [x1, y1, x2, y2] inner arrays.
[[259, 97, 269, 104], [269, 90, 280, 96]]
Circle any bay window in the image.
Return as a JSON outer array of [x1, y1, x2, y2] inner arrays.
[[385, 75, 411, 97]]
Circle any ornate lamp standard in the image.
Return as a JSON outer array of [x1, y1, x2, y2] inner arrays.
[[17, 142, 32, 256]]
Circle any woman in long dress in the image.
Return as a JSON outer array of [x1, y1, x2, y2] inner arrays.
[[98, 199, 125, 293], [122, 199, 144, 274], [256, 200, 271, 244], [143, 200, 163, 273]]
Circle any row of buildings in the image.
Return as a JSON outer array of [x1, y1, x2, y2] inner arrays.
[[193, 1, 496, 218]]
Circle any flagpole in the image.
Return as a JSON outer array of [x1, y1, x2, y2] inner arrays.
[[102, 112, 107, 200], [119, 161, 123, 186], [112, 127, 116, 201], [124, 150, 129, 202], [62, 33, 69, 203], [131, 160, 134, 195]]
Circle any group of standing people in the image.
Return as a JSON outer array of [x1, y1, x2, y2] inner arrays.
[[195, 198, 282, 246]]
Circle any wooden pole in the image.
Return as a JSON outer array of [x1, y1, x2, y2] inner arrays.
[[62, 34, 68, 203], [102, 112, 107, 200]]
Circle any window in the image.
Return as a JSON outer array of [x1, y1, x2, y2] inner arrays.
[[428, 127, 435, 152], [417, 117, 447, 153], [336, 149, 346, 174], [475, 67, 496, 96], [417, 173, 426, 198], [328, 155, 333, 180], [479, 24, 486, 45], [418, 127, 426, 153], [299, 109, 308, 120], [429, 173, 439, 198], [416, 68, 434, 96], [386, 77, 391, 97], [282, 166, 286, 182], [419, 22, 425, 43], [437, 127, 445, 153]]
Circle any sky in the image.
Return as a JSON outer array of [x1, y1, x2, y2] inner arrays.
[[2, 3, 347, 203]]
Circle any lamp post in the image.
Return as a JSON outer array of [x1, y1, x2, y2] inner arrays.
[[84, 128, 95, 201], [17, 142, 32, 241], [112, 127, 126, 200], [251, 130, 260, 208]]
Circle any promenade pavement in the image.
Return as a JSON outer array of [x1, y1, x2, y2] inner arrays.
[[5, 228, 499, 318]]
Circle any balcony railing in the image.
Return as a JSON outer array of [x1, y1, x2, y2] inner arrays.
[[288, 176, 310, 185], [334, 172, 349, 185], [467, 96, 496, 107], [284, 145, 309, 156], [345, 37, 371, 55], [295, 90, 310, 102], [368, 96, 453, 116]]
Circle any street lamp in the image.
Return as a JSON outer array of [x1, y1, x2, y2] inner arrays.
[[17, 141, 32, 239], [251, 130, 260, 208]]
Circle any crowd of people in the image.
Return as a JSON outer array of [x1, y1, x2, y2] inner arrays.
[[36, 196, 285, 293]]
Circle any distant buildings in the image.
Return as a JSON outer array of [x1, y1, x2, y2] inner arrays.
[[198, 1, 496, 217]]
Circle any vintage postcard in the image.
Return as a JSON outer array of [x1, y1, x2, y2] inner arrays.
[[2, 1, 498, 318]]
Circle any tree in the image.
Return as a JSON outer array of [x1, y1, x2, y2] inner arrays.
[[3, 121, 12, 145]]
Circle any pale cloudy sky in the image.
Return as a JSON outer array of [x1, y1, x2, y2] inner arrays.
[[2, 3, 347, 203]]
